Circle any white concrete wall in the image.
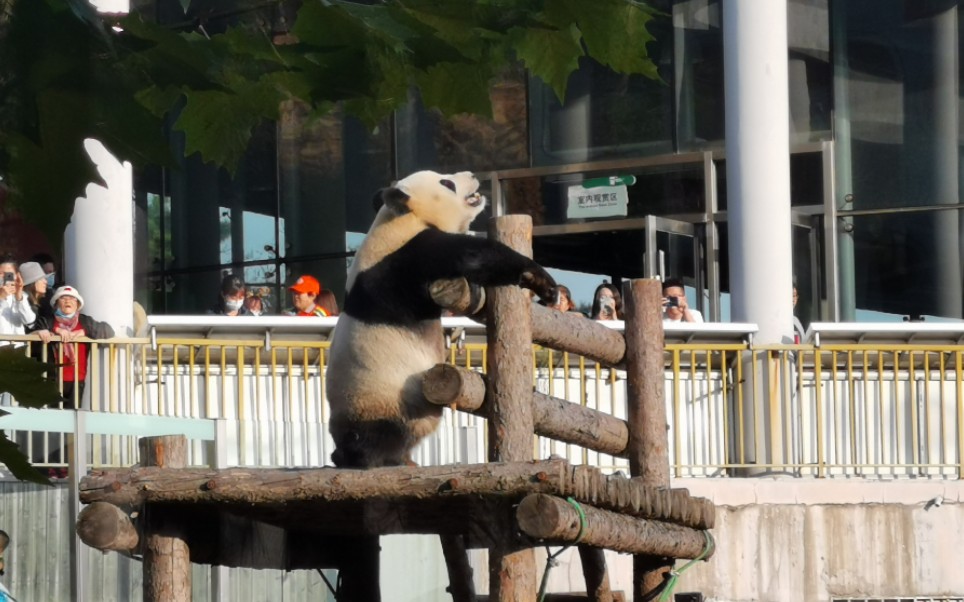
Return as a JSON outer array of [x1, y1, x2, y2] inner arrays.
[[659, 479, 964, 602]]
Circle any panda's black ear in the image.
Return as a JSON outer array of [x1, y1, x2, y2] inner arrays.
[[373, 187, 410, 212], [439, 179, 457, 193]]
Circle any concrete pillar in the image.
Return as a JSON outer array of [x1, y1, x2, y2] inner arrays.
[[64, 139, 134, 336], [723, 0, 794, 475], [723, 0, 794, 341]]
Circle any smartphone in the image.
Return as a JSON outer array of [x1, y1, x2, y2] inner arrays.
[[666, 296, 679, 308], [2, 272, 14, 284]]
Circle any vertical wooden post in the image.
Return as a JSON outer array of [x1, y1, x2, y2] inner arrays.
[[440, 534, 476, 602], [622, 279, 673, 600], [336, 536, 381, 601], [485, 215, 536, 601], [140, 436, 191, 602], [578, 546, 614, 602]]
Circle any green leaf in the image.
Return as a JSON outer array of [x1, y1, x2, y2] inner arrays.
[[175, 75, 287, 170], [0, 348, 65, 408], [415, 62, 495, 118], [509, 24, 584, 103], [561, 0, 660, 78], [0, 432, 50, 486], [293, 1, 369, 48]]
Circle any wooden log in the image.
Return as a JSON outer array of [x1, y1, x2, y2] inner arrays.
[[530, 303, 626, 367], [429, 277, 626, 366], [486, 215, 536, 601], [516, 494, 712, 560], [139, 435, 188, 469], [80, 459, 715, 530], [76, 501, 139, 552], [423, 364, 487, 412], [140, 435, 191, 602], [578, 546, 614, 602], [622, 280, 675, 600], [423, 364, 630, 457], [440, 534, 477, 602]]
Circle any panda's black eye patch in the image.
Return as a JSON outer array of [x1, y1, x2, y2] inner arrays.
[[440, 179, 457, 193]]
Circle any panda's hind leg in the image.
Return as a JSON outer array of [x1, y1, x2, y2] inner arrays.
[[330, 418, 415, 469]]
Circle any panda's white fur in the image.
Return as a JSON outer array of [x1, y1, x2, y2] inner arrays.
[[326, 170, 555, 468]]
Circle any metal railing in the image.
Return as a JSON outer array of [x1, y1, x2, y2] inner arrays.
[[1, 321, 962, 479]]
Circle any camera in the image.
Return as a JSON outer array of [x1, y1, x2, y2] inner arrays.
[[2, 272, 14, 284], [666, 296, 679, 308]]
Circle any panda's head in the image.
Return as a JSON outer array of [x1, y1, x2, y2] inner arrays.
[[375, 170, 486, 234]]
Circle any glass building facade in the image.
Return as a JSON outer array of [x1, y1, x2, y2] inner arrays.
[[135, 0, 964, 325]]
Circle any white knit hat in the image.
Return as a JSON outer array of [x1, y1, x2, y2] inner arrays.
[[50, 285, 84, 310]]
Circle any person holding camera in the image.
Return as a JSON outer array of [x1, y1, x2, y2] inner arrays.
[[662, 277, 703, 324], [0, 255, 35, 341], [591, 281, 624, 320]]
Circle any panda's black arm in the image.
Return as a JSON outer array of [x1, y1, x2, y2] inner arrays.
[[414, 230, 557, 302]]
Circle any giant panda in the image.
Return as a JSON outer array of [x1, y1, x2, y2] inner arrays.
[[325, 170, 557, 468]]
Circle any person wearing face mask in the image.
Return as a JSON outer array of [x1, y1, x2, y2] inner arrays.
[[0, 255, 35, 345], [33, 285, 115, 409], [29, 252, 59, 289], [208, 273, 252, 316]]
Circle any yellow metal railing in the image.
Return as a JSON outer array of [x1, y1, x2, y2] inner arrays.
[[1, 333, 961, 478]]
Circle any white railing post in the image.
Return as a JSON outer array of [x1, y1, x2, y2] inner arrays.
[[211, 419, 231, 602], [69, 411, 89, 602]]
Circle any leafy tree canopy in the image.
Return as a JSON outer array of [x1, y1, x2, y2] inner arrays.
[[0, 0, 658, 251]]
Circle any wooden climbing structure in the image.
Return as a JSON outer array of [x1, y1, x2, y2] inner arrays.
[[77, 216, 716, 602]]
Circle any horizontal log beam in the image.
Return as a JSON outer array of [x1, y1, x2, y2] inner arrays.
[[423, 364, 487, 412], [80, 459, 713, 530], [430, 278, 626, 366], [423, 364, 629, 457], [76, 501, 139, 552], [517, 494, 714, 560]]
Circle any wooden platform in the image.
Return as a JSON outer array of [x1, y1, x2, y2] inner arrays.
[[79, 458, 714, 571]]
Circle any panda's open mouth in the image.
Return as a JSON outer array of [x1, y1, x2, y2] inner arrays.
[[466, 192, 485, 208]]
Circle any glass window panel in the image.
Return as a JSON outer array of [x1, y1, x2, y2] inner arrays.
[[242, 210, 276, 263], [395, 69, 530, 174], [788, 0, 831, 142], [529, 56, 674, 166], [850, 209, 963, 320], [673, 0, 725, 150], [834, 1, 964, 212], [219, 206, 232, 265]]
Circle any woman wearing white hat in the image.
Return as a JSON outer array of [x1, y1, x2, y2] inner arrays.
[[33, 285, 114, 410]]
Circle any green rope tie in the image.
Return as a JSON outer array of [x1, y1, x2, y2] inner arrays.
[[537, 497, 588, 602], [656, 530, 715, 602]]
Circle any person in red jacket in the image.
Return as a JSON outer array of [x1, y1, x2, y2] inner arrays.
[[34, 285, 115, 410]]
